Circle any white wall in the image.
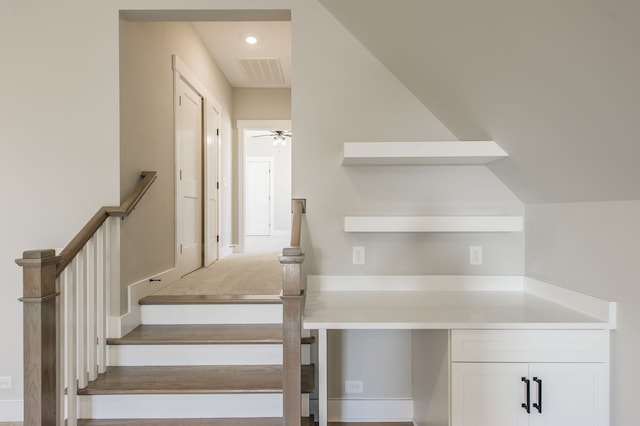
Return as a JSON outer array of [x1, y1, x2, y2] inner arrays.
[[526, 201, 640, 426], [292, 0, 524, 404]]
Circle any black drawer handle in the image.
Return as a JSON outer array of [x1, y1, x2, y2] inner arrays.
[[521, 377, 530, 413], [533, 377, 542, 414]]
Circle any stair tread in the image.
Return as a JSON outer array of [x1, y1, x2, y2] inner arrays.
[[78, 365, 315, 395], [107, 324, 315, 345], [140, 294, 282, 305], [77, 418, 314, 425]]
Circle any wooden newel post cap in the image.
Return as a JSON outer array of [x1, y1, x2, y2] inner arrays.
[[16, 249, 60, 300], [16, 249, 59, 267]]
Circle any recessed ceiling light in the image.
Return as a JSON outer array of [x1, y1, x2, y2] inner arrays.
[[245, 35, 258, 45]]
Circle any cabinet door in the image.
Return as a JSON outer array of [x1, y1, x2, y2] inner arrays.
[[452, 363, 530, 426], [528, 363, 608, 426]]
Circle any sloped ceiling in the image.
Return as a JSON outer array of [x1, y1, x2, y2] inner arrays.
[[320, 0, 640, 203]]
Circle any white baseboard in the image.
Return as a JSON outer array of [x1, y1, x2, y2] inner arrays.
[[327, 398, 414, 422], [0, 400, 22, 421], [220, 245, 234, 258], [109, 267, 180, 338]]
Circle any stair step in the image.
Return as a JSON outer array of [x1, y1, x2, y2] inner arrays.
[[107, 325, 314, 366], [139, 295, 284, 325], [78, 418, 315, 425], [78, 365, 315, 395], [108, 324, 314, 345], [77, 394, 288, 419], [140, 294, 282, 305]]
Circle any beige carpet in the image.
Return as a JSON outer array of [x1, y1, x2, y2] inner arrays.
[[156, 251, 283, 295]]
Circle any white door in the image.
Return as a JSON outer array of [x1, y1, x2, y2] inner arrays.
[[204, 101, 219, 266], [245, 158, 272, 236], [176, 77, 203, 276], [452, 362, 530, 426], [528, 363, 608, 426]]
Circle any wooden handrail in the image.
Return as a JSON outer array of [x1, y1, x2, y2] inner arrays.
[[289, 199, 306, 248], [17, 170, 156, 426], [56, 171, 156, 276]]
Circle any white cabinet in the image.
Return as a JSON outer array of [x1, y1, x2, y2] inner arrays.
[[451, 330, 609, 426]]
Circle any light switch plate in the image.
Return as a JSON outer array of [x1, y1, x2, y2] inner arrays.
[[352, 246, 365, 265]]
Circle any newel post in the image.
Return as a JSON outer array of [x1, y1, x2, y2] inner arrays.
[[280, 248, 305, 426], [16, 249, 61, 426]]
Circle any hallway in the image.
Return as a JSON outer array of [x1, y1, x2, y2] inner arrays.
[[154, 235, 291, 296]]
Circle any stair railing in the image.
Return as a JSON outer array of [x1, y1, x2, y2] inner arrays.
[[279, 198, 306, 426], [16, 171, 157, 426]]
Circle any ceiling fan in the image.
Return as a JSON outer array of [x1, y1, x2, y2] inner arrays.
[[252, 130, 292, 147]]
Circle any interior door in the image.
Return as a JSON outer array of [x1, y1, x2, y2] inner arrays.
[[245, 158, 272, 236], [204, 101, 219, 266], [176, 77, 203, 276]]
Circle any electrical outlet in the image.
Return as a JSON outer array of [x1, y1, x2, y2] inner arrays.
[[352, 246, 365, 265], [345, 380, 364, 394], [0, 376, 12, 390], [470, 246, 483, 265]]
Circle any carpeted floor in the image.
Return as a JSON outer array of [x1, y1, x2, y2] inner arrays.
[[156, 251, 283, 296]]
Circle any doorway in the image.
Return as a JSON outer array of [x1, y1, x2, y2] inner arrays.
[[237, 120, 292, 253], [174, 56, 220, 277]]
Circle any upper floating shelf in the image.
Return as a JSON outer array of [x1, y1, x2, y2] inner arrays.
[[342, 141, 509, 165]]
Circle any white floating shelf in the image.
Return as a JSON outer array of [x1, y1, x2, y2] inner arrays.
[[342, 141, 508, 165], [344, 216, 523, 233]]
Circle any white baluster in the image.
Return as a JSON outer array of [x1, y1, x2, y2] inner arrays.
[[96, 223, 107, 373], [56, 275, 65, 425], [76, 248, 87, 389], [65, 263, 78, 426], [87, 235, 97, 381]]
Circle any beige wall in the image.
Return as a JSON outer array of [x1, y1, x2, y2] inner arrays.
[[0, 0, 289, 417], [526, 201, 640, 425], [119, 20, 233, 311], [233, 88, 291, 120]]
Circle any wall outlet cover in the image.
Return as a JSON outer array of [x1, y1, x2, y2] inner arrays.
[[0, 376, 12, 390], [345, 380, 364, 394]]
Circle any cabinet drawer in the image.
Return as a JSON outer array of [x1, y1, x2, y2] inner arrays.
[[451, 330, 609, 362]]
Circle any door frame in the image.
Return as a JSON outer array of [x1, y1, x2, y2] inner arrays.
[[236, 119, 291, 253], [173, 55, 221, 270]]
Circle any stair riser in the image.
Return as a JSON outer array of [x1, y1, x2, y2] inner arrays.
[[78, 394, 310, 418], [109, 345, 312, 366], [141, 304, 282, 325], [109, 344, 281, 366]]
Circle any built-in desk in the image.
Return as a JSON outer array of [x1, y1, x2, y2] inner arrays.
[[303, 275, 616, 425]]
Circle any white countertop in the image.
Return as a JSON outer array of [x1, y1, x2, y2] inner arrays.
[[303, 276, 615, 330]]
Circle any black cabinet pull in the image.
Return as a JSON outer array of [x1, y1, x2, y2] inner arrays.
[[521, 377, 531, 413], [533, 377, 542, 413]]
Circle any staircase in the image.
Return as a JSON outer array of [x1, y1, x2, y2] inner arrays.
[[76, 294, 314, 425]]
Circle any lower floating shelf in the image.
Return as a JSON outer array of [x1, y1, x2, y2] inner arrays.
[[343, 216, 523, 233]]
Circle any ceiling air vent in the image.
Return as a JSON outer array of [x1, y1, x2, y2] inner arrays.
[[238, 57, 286, 85]]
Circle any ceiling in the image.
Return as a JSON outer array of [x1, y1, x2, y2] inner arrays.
[[192, 21, 291, 88]]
